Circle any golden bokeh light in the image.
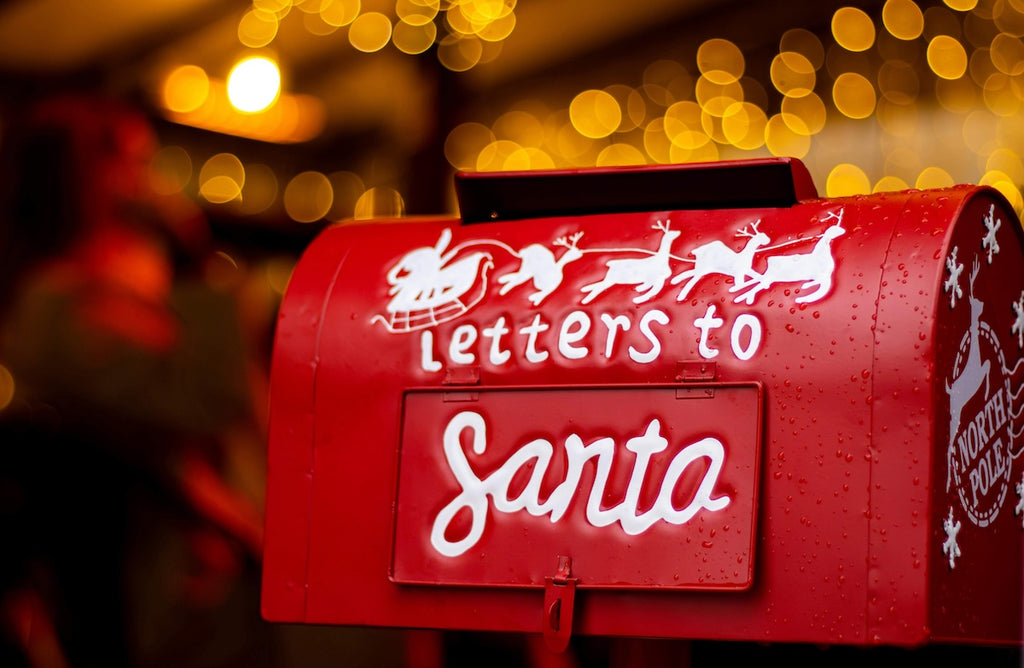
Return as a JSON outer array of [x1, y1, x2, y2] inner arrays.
[[771, 51, 816, 98], [962, 109, 1000, 153], [569, 89, 622, 139], [664, 101, 710, 150], [396, 0, 439, 26], [227, 56, 281, 113], [604, 84, 647, 132], [349, 12, 392, 52], [983, 72, 1022, 115], [944, 0, 979, 10], [320, 0, 361, 27], [985, 148, 1024, 182], [765, 113, 811, 158], [504, 146, 555, 171], [199, 153, 245, 204], [827, 163, 871, 196], [642, 59, 692, 107], [833, 7, 876, 52], [354, 186, 405, 220], [916, 165, 955, 188], [833, 72, 877, 119], [239, 8, 279, 48], [643, 117, 672, 164], [437, 33, 483, 71], [696, 38, 745, 85], [445, 122, 497, 170], [670, 140, 719, 164], [476, 139, 523, 171], [596, 143, 646, 167], [994, 1, 1024, 36], [721, 102, 767, 150], [883, 0, 925, 39], [493, 109, 544, 147], [873, 175, 911, 192], [927, 35, 968, 79], [781, 92, 827, 135], [163, 65, 210, 114], [696, 75, 744, 117], [284, 170, 333, 222], [393, 19, 437, 54], [780, 28, 825, 70], [989, 32, 1024, 74]]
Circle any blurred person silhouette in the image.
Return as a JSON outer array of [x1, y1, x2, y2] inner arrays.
[[0, 94, 268, 668]]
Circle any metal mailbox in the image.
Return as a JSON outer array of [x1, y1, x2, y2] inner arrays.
[[261, 158, 1024, 649]]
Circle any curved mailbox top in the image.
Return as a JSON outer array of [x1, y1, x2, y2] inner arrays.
[[261, 159, 1024, 647]]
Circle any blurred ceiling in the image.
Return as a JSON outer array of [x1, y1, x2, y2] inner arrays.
[[0, 0, 733, 145]]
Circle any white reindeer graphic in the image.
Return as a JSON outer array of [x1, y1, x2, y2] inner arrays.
[[497, 232, 584, 305], [731, 212, 846, 305], [671, 219, 771, 301], [580, 220, 681, 304], [946, 257, 991, 488]]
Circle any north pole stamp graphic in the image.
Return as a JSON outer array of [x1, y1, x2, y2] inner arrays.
[[943, 204, 1024, 534]]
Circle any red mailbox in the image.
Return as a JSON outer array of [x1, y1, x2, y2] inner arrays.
[[261, 158, 1024, 649]]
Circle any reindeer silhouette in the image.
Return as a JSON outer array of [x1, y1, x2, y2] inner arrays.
[[671, 219, 770, 301], [946, 257, 991, 486], [580, 220, 681, 304], [731, 213, 846, 305], [497, 232, 584, 305]]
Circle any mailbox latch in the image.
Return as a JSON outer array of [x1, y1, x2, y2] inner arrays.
[[543, 555, 577, 653]]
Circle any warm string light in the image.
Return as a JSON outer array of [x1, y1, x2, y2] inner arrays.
[[148, 146, 405, 224], [443, 1, 1024, 214], [155, 1, 1024, 224], [240, 0, 517, 70]]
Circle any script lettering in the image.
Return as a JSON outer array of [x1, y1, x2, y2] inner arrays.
[[430, 410, 731, 558]]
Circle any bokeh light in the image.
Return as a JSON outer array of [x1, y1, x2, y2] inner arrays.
[[827, 163, 871, 196], [833, 7, 876, 52], [227, 56, 281, 112]]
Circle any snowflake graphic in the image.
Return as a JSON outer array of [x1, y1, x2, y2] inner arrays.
[[1016, 471, 1024, 529], [942, 507, 962, 570], [1013, 292, 1024, 350], [944, 246, 964, 309], [982, 204, 1001, 265]]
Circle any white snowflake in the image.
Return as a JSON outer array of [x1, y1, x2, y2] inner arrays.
[[982, 204, 1001, 265], [1013, 292, 1024, 350], [942, 507, 962, 570], [1015, 471, 1024, 529], [944, 246, 964, 309]]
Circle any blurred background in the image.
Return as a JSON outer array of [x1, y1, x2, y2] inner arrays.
[[0, 0, 1022, 666]]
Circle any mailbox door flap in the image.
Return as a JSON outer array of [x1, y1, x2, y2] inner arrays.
[[392, 383, 764, 592]]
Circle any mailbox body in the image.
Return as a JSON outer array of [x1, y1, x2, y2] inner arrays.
[[262, 160, 1024, 646]]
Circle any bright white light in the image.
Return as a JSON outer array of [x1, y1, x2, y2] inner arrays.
[[227, 56, 281, 113]]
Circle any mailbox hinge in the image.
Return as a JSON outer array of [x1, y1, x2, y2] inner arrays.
[[443, 366, 481, 402], [676, 360, 717, 382], [676, 361, 717, 399], [542, 555, 577, 653]]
